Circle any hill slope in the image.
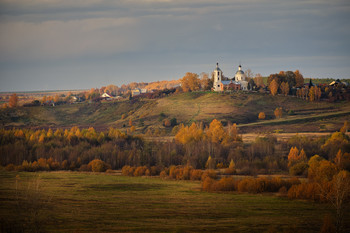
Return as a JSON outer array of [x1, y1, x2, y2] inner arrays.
[[0, 92, 349, 133]]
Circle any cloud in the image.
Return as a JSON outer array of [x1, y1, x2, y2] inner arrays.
[[0, 17, 141, 62]]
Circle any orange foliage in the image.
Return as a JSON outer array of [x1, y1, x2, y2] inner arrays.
[[274, 107, 283, 119], [181, 72, 200, 92], [258, 112, 265, 120], [269, 79, 279, 96], [9, 93, 18, 108]]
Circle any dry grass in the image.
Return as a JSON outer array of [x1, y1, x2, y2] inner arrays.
[[1, 171, 348, 232]]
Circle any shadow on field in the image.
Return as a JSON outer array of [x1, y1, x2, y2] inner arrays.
[[84, 183, 163, 192]]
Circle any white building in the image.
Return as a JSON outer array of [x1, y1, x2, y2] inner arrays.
[[213, 63, 223, 92], [213, 63, 248, 91]]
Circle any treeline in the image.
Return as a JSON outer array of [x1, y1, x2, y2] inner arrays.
[[1, 121, 349, 175]]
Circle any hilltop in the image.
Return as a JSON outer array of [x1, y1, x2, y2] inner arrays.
[[1, 91, 349, 134]]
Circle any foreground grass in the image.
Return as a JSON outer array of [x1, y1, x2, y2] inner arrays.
[[0, 171, 347, 232]]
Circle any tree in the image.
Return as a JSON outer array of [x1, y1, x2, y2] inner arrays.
[[340, 121, 348, 134], [309, 86, 315, 102], [54, 95, 60, 103], [328, 171, 350, 233], [181, 72, 200, 92], [269, 79, 279, 96], [274, 107, 283, 119], [294, 70, 304, 88], [206, 119, 226, 144], [9, 93, 18, 108], [205, 156, 215, 169], [258, 112, 265, 120], [225, 159, 236, 174], [42, 95, 47, 104], [245, 68, 254, 79], [88, 159, 110, 172], [288, 147, 300, 167], [200, 72, 212, 90], [254, 74, 264, 88], [280, 82, 289, 96]]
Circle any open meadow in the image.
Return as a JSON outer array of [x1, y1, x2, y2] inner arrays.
[[1, 171, 348, 233]]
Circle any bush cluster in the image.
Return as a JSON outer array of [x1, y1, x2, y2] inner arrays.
[[201, 176, 301, 194]]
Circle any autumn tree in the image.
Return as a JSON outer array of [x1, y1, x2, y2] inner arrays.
[[309, 86, 315, 101], [9, 93, 18, 108], [245, 68, 254, 80], [274, 107, 283, 119], [205, 156, 215, 169], [340, 121, 348, 134], [225, 159, 236, 174], [294, 70, 304, 88], [200, 72, 212, 90], [334, 150, 350, 171], [254, 74, 264, 88], [54, 95, 60, 103], [181, 72, 200, 92], [258, 112, 266, 120], [280, 82, 289, 96], [206, 119, 226, 144], [269, 79, 279, 96], [42, 95, 47, 104]]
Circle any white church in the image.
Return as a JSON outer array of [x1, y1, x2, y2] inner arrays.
[[213, 63, 248, 92]]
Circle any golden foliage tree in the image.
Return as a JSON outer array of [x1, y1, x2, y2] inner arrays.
[[181, 72, 200, 92], [274, 107, 283, 119], [206, 119, 226, 144], [175, 123, 203, 144], [340, 121, 348, 134], [258, 112, 265, 120], [269, 79, 279, 96], [280, 82, 289, 96], [294, 70, 304, 88], [9, 93, 18, 108]]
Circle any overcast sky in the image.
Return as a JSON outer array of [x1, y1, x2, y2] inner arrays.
[[0, 0, 349, 92]]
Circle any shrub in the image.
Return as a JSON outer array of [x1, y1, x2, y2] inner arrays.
[[5, 164, 15, 171], [201, 177, 215, 191], [134, 166, 147, 176], [122, 165, 135, 176], [224, 159, 236, 175], [79, 164, 90, 172], [190, 169, 203, 180], [88, 159, 110, 172], [201, 169, 217, 181], [160, 170, 167, 179]]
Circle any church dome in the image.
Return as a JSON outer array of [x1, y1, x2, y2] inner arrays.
[[234, 65, 245, 81]]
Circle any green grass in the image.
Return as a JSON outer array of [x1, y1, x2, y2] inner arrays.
[[1, 171, 346, 232], [0, 92, 349, 133]]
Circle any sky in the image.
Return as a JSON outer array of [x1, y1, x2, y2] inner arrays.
[[0, 0, 349, 92]]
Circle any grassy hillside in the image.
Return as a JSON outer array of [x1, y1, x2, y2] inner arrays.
[[0, 92, 349, 133], [1, 171, 346, 232]]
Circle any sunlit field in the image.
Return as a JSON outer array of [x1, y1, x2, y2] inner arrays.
[[1, 171, 347, 233]]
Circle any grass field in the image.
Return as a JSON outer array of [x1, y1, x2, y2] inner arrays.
[[0, 92, 349, 134], [1, 171, 347, 233]]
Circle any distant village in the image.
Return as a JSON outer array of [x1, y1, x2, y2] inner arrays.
[[1, 63, 350, 108]]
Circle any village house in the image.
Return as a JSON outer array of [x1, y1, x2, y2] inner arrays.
[[213, 63, 248, 91]]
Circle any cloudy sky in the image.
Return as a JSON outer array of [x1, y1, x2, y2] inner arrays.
[[0, 0, 349, 92]]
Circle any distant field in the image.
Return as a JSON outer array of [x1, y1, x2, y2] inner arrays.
[[0, 92, 349, 134], [1, 171, 346, 233]]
